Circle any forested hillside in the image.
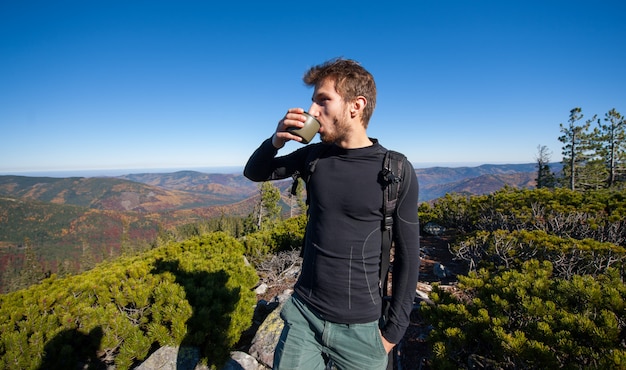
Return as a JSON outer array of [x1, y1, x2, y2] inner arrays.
[[0, 163, 542, 293], [0, 173, 264, 292], [0, 174, 257, 211]]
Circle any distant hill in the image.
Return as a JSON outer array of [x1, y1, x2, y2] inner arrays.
[[117, 171, 257, 199], [0, 174, 257, 212], [0, 173, 261, 293], [0, 162, 561, 213], [0, 163, 561, 222], [415, 162, 562, 201], [0, 162, 562, 292], [416, 163, 537, 186]]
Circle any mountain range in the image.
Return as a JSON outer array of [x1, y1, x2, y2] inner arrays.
[[0, 162, 560, 292]]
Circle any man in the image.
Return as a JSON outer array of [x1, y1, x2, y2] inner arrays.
[[244, 58, 420, 370]]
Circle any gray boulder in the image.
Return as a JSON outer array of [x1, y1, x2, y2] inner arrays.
[[247, 291, 292, 368]]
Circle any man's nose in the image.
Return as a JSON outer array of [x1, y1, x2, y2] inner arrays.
[[308, 104, 321, 118]]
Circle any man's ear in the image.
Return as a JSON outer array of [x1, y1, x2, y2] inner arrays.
[[350, 96, 367, 119]]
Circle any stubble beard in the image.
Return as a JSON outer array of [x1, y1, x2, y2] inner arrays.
[[319, 109, 352, 144]]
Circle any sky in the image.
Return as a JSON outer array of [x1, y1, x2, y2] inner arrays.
[[1, 1, 625, 176]]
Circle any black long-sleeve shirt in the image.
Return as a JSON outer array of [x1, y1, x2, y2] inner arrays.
[[244, 138, 420, 344]]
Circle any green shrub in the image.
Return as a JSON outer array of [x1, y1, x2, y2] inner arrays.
[[429, 187, 626, 246], [0, 232, 258, 370], [451, 229, 626, 278], [422, 260, 626, 369], [241, 214, 306, 257]]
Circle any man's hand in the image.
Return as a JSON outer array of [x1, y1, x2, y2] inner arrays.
[[272, 108, 306, 148], [380, 333, 395, 354]]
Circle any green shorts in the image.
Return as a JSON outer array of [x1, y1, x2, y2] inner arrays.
[[273, 294, 388, 370]]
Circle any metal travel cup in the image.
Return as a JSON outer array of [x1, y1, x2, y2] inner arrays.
[[287, 112, 320, 144]]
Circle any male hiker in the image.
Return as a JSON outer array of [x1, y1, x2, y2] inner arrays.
[[244, 58, 420, 370]]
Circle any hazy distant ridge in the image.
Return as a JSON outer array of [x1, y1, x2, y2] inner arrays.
[[0, 162, 550, 292], [0, 162, 555, 208]]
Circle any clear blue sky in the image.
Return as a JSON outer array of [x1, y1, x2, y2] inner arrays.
[[2, 1, 625, 175]]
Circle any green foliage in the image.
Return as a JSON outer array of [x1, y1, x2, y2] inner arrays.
[[422, 261, 626, 369], [253, 182, 282, 231], [452, 229, 626, 278], [0, 232, 258, 370], [559, 107, 596, 191], [558, 107, 626, 190], [242, 214, 307, 256], [171, 214, 246, 242], [597, 108, 626, 187], [423, 186, 626, 368], [428, 187, 626, 246], [535, 145, 558, 189]]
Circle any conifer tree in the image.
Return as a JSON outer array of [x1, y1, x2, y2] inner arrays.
[[559, 107, 595, 190], [597, 108, 626, 187], [246, 181, 282, 232], [535, 145, 556, 188], [19, 237, 43, 289]]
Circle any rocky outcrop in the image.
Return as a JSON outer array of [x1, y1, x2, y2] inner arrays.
[[247, 291, 292, 368], [133, 346, 208, 370], [133, 290, 291, 370]]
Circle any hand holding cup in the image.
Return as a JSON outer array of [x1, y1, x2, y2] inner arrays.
[[287, 112, 320, 144], [272, 108, 320, 148]]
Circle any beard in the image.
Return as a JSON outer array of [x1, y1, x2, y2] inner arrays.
[[319, 109, 352, 144]]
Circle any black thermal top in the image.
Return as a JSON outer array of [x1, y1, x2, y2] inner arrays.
[[244, 138, 420, 344]]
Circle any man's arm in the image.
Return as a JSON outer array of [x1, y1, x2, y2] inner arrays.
[[244, 108, 311, 182], [243, 138, 281, 181], [244, 136, 312, 182]]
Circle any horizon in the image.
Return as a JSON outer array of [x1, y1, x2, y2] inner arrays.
[[1, 1, 624, 173]]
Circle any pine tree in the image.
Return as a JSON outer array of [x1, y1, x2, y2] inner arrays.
[[597, 108, 626, 187], [558, 107, 595, 190], [19, 237, 43, 289], [246, 181, 282, 232], [535, 145, 556, 188]]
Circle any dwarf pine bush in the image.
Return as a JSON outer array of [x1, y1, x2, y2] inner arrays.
[[422, 260, 626, 369], [0, 231, 258, 370], [421, 187, 626, 369]]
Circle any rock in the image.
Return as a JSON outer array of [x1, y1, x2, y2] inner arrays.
[[222, 351, 268, 370], [417, 282, 433, 293], [248, 291, 292, 368], [254, 283, 268, 295], [434, 262, 448, 278], [134, 290, 291, 370], [133, 346, 209, 370], [423, 221, 445, 236], [275, 289, 292, 304], [416, 282, 434, 305]]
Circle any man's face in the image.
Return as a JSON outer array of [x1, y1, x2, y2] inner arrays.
[[308, 78, 351, 144]]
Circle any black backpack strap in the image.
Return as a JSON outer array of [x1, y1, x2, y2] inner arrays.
[[379, 150, 405, 298], [290, 144, 330, 197], [379, 150, 406, 370]]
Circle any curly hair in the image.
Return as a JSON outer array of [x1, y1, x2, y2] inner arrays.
[[303, 58, 376, 128]]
